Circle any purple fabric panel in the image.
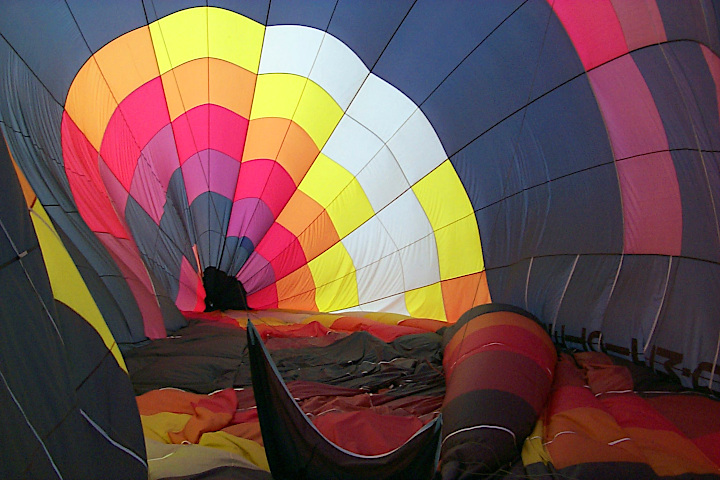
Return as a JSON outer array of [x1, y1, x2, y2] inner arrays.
[[181, 149, 240, 204], [141, 123, 180, 190], [238, 251, 275, 294], [129, 156, 166, 225], [227, 197, 274, 246], [588, 55, 682, 255]]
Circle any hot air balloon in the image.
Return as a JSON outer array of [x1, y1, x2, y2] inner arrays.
[[1, 1, 719, 479]]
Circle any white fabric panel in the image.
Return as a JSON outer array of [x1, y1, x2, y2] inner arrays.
[[356, 145, 410, 212], [355, 252, 405, 305], [376, 189, 433, 249], [398, 234, 441, 291], [341, 216, 396, 269], [334, 293, 411, 316], [387, 108, 448, 185], [345, 74, 417, 143], [310, 34, 369, 110], [322, 115, 384, 176], [258, 25, 323, 77]]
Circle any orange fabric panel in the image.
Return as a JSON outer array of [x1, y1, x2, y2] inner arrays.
[[443, 311, 554, 364], [398, 317, 447, 332], [276, 190, 325, 236], [242, 117, 319, 185], [275, 264, 317, 310], [209, 58, 256, 119], [440, 273, 489, 323], [296, 209, 340, 262], [161, 58, 209, 121]]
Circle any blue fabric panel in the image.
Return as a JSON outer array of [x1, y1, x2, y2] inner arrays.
[[190, 192, 233, 269], [0, 1, 90, 104], [142, 0, 205, 23], [371, 0, 524, 106], [525, 255, 581, 328], [327, 0, 413, 71], [67, 0, 147, 51], [266, 0, 337, 29], [484, 258, 532, 303], [210, 0, 271, 25], [634, 42, 720, 152], [221, 235, 254, 275], [673, 150, 720, 263], [553, 255, 623, 345], [652, 257, 720, 389], [420, 0, 580, 158], [657, 0, 720, 53]]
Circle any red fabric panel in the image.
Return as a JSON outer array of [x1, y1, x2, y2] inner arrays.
[[330, 316, 428, 342], [398, 317, 447, 332], [443, 350, 551, 413], [254, 223, 307, 279], [62, 113, 130, 238], [444, 324, 555, 380], [551, 0, 628, 70], [255, 321, 330, 340], [312, 410, 425, 456], [247, 282, 279, 309]]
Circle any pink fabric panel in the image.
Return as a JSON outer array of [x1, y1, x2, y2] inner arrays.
[[246, 281, 279, 310], [209, 106, 249, 162], [233, 159, 296, 216], [100, 109, 142, 191], [255, 223, 307, 279], [172, 105, 248, 165], [97, 233, 166, 338], [62, 113, 129, 238], [588, 56, 669, 159], [239, 250, 275, 293], [551, 0, 628, 70], [176, 256, 204, 312], [588, 55, 682, 255], [616, 152, 682, 255], [117, 78, 170, 151], [702, 45, 720, 122], [610, 0, 666, 51]]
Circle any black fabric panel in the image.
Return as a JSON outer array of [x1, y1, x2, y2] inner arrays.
[[247, 321, 442, 480], [158, 465, 273, 480], [54, 301, 146, 471], [440, 389, 537, 478]]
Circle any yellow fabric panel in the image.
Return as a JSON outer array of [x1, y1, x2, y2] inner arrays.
[[521, 418, 552, 467], [93, 25, 159, 108], [347, 311, 411, 325], [413, 160, 484, 279], [29, 203, 127, 371], [299, 154, 374, 239], [298, 154, 351, 208], [308, 242, 358, 312], [405, 283, 447, 320], [250, 74, 342, 149], [141, 412, 191, 444], [326, 179, 374, 239], [64, 59, 118, 151], [150, 7, 209, 74], [161, 58, 209, 121], [198, 431, 269, 471], [207, 8, 264, 74], [292, 79, 344, 149]]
